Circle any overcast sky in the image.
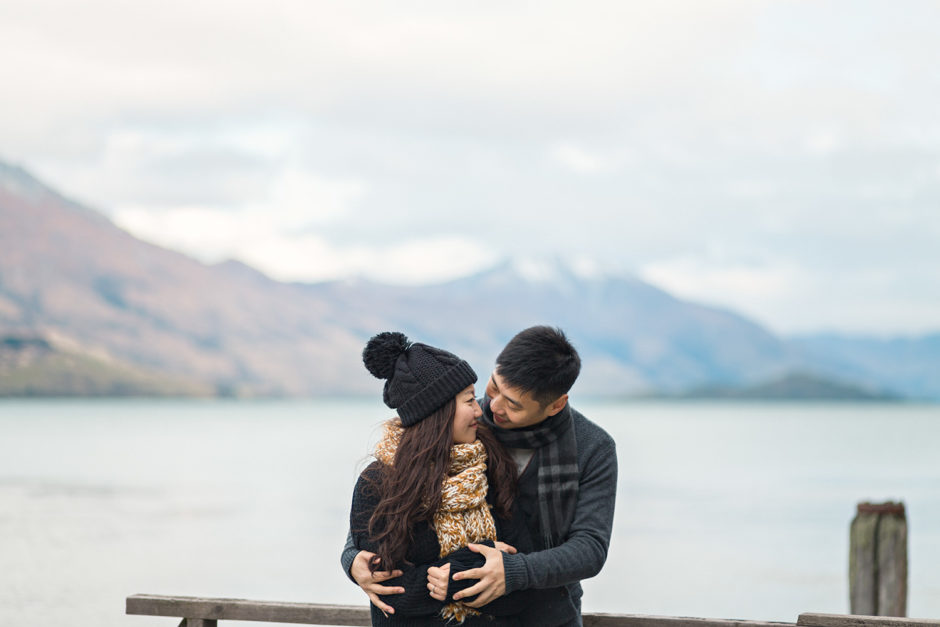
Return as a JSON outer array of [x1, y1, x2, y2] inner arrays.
[[2, 0, 938, 336]]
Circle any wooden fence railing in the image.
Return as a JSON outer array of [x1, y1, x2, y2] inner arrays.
[[125, 595, 939, 627]]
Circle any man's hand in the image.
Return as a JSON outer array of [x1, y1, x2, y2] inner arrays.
[[350, 550, 404, 615], [494, 541, 517, 555], [426, 562, 450, 601], [451, 543, 507, 607]]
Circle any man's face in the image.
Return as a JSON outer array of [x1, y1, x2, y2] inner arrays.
[[484, 370, 566, 429]]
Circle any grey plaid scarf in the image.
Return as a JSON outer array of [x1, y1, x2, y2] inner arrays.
[[480, 397, 579, 549]]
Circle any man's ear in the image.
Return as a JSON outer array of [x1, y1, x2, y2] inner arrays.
[[545, 393, 568, 417]]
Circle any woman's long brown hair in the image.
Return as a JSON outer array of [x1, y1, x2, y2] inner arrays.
[[366, 397, 518, 573]]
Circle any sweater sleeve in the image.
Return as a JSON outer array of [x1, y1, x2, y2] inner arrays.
[[340, 530, 358, 583], [348, 463, 449, 617], [442, 542, 542, 617], [441, 503, 543, 617], [374, 558, 451, 616], [502, 432, 618, 592], [381, 543, 537, 617]]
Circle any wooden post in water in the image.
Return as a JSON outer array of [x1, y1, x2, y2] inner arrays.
[[850, 501, 907, 616]]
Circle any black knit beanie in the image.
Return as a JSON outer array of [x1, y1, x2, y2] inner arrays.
[[362, 331, 477, 427]]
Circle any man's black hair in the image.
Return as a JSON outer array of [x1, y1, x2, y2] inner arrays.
[[495, 326, 581, 406]]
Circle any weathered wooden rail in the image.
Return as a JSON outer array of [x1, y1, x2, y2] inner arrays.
[[125, 595, 939, 627]]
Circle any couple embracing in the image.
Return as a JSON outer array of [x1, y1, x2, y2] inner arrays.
[[342, 326, 618, 626]]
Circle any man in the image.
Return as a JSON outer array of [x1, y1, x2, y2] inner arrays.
[[342, 326, 618, 626]]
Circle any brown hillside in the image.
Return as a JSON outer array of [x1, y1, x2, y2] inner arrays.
[[0, 163, 367, 395]]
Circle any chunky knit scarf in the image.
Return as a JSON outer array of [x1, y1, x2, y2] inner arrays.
[[479, 397, 579, 549], [374, 420, 497, 623]]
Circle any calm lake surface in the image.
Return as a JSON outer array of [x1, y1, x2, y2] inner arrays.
[[1, 398, 938, 626]]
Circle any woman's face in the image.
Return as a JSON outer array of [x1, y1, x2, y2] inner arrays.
[[452, 384, 483, 444]]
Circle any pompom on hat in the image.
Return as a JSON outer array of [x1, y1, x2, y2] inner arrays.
[[363, 332, 477, 426]]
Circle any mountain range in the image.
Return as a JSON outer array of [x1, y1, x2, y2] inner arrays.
[[1, 159, 937, 399]]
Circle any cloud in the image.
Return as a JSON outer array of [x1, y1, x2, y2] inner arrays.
[[550, 143, 615, 174], [113, 203, 494, 284], [803, 130, 842, 156], [639, 253, 940, 336], [3, 0, 940, 334], [639, 255, 800, 309], [231, 232, 496, 285]]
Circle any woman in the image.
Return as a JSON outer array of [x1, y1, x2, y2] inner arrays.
[[349, 331, 533, 626]]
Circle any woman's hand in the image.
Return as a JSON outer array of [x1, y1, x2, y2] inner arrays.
[[494, 541, 517, 554], [426, 562, 450, 601]]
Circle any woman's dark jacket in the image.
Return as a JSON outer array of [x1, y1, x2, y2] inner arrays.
[[350, 461, 576, 627]]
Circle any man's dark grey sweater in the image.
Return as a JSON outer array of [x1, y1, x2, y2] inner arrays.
[[502, 405, 617, 610], [341, 403, 617, 623]]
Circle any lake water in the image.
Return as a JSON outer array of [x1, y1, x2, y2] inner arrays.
[[1, 399, 938, 626]]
